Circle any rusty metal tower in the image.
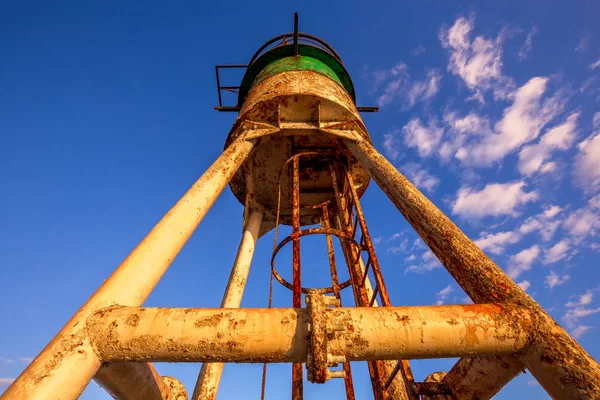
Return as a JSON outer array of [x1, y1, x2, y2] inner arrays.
[[4, 13, 600, 400]]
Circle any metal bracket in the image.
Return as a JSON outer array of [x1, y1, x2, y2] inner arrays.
[[306, 291, 346, 383]]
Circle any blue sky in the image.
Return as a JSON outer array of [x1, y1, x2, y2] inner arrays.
[[1, 1, 599, 399]]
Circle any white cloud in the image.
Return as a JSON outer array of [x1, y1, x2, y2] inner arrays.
[[590, 59, 600, 71], [20, 357, 33, 364], [456, 77, 564, 166], [507, 245, 540, 279], [402, 118, 444, 158], [573, 128, 600, 193], [405, 249, 442, 273], [518, 280, 531, 292], [570, 325, 592, 339], [519, 205, 564, 241], [563, 290, 600, 338], [563, 206, 600, 241], [566, 291, 593, 308], [383, 130, 402, 161], [593, 112, 600, 130], [436, 285, 454, 305], [452, 180, 538, 218], [374, 63, 410, 106], [0, 357, 13, 365], [439, 15, 514, 102], [544, 271, 570, 288], [517, 113, 579, 176], [406, 69, 443, 107], [401, 163, 440, 193], [372, 63, 441, 109], [475, 231, 521, 255], [517, 27, 536, 61], [543, 239, 571, 264], [0, 378, 15, 386]]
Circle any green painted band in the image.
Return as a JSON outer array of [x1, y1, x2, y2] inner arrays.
[[253, 56, 343, 88]]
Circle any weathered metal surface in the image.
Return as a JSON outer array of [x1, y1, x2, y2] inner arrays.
[[162, 377, 187, 400], [306, 291, 329, 384], [192, 208, 264, 400], [1, 137, 256, 400], [225, 70, 372, 228], [442, 356, 523, 400], [94, 362, 176, 400], [330, 167, 387, 400], [420, 372, 451, 400], [345, 138, 600, 399], [291, 156, 304, 400], [86, 305, 532, 363]]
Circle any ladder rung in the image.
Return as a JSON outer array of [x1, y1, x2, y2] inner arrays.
[[360, 258, 372, 287], [384, 360, 402, 390], [369, 285, 379, 307]]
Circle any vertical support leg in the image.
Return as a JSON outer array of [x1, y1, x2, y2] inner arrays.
[[191, 208, 264, 400], [345, 138, 600, 399], [2, 138, 256, 400], [291, 157, 304, 400]]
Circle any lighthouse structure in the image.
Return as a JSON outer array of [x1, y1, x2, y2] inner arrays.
[[3, 13, 600, 400]]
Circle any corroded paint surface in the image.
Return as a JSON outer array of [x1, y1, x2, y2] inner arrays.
[[345, 138, 600, 399], [225, 70, 371, 228]]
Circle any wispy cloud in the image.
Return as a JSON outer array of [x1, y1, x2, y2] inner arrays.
[[543, 239, 571, 264], [0, 357, 14, 365], [401, 163, 440, 193], [436, 285, 454, 305], [589, 59, 600, 71], [405, 249, 442, 273], [507, 245, 540, 279], [455, 77, 565, 166], [573, 116, 600, 192], [406, 70, 443, 108], [402, 118, 444, 158], [563, 197, 600, 242], [519, 205, 564, 241], [563, 290, 600, 338], [20, 357, 33, 364], [439, 15, 514, 103], [517, 113, 579, 176], [517, 27, 536, 61], [545, 271, 570, 288], [475, 230, 521, 255], [452, 180, 538, 219], [371, 64, 442, 109]]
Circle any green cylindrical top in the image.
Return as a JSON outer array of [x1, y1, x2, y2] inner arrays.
[[237, 44, 355, 106]]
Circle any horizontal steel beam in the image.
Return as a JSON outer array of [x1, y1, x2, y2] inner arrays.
[[86, 304, 532, 363]]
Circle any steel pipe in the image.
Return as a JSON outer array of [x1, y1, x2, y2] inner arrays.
[[95, 362, 186, 400], [192, 208, 263, 400], [344, 138, 600, 399], [442, 356, 523, 400], [87, 304, 531, 363], [1, 137, 256, 400]]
